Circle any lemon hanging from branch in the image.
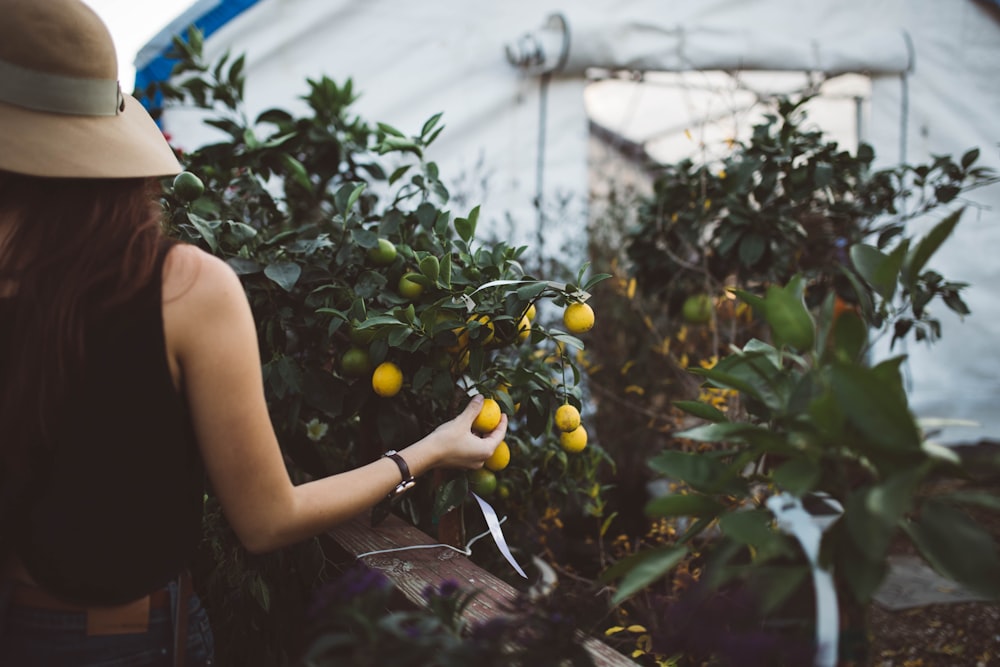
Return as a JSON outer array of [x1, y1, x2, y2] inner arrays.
[[371, 361, 403, 397], [563, 302, 594, 334]]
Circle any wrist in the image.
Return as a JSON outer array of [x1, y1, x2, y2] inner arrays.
[[404, 431, 445, 476]]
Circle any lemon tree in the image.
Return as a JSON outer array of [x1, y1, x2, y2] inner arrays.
[[152, 33, 612, 659]]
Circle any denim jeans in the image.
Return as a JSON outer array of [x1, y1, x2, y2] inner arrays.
[[0, 577, 215, 666]]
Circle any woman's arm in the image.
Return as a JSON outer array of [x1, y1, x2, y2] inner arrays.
[[163, 244, 506, 554]]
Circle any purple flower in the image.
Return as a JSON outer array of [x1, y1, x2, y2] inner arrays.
[[306, 564, 390, 618], [422, 578, 461, 601]]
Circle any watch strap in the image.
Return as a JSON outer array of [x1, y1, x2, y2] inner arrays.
[[372, 450, 415, 527], [383, 450, 413, 486]]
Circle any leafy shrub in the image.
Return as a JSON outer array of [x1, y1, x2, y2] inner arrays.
[[147, 29, 608, 666], [591, 96, 1000, 664]]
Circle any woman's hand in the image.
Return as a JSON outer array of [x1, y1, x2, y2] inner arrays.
[[420, 395, 508, 470]]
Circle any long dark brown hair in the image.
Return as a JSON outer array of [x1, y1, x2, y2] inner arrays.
[[0, 169, 167, 483]]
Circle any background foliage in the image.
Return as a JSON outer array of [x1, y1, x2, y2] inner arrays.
[[584, 96, 1000, 665]]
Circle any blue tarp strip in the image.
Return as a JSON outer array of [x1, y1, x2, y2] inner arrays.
[[134, 0, 261, 110]]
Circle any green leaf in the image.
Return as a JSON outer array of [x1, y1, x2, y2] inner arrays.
[[419, 254, 440, 282], [943, 491, 1000, 512], [850, 243, 903, 301], [264, 261, 302, 292], [378, 136, 422, 157], [830, 362, 921, 453], [762, 276, 814, 351], [904, 500, 1000, 597], [673, 400, 728, 423], [648, 450, 743, 494], [377, 122, 405, 137], [420, 112, 444, 138], [346, 182, 366, 211], [432, 476, 468, 521], [719, 509, 777, 548], [226, 257, 261, 275], [602, 545, 689, 605], [746, 565, 810, 613], [902, 208, 963, 284], [438, 253, 452, 288], [279, 154, 312, 191], [738, 234, 766, 266], [676, 422, 775, 447], [961, 148, 980, 169], [645, 493, 724, 518], [388, 165, 411, 186], [772, 458, 821, 496], [467, 205, 480, 234], [845, 465, 925, 561], [454, 217, 473, 243], [829, 310, 867, 363], [186, 213, 219, 252]]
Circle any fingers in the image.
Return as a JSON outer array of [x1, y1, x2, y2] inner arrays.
[[459, 394, 485, 425], [478, 414, 508, 448]]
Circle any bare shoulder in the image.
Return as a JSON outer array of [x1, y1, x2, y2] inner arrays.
[[162, 243, 244, 307], [161, 242, 253, 361]]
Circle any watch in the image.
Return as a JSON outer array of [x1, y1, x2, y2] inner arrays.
[[372, 450, 415, 527], [382, 449, 415, 500]]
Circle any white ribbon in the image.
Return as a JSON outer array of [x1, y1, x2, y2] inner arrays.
[[766, 492, 843, 667], [456, 279, 591, 313], [472, 492, 528, 578]]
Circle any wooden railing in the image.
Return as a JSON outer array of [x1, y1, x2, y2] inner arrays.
[[325, 514, 636, 666]]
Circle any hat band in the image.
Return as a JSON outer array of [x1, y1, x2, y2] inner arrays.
[[0, 57, 123, 116]]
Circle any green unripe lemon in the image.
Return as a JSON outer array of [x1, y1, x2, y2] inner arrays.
[[368, 238, 398, 266], [340, 346, 371, 377], [172, 171, 205, 201], [398, 272, 424, 299], [468, 469, 498, 497], [682, 294, 714, 324]]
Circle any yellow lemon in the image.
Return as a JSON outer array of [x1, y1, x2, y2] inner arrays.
[[554, 404, 581, 432], [371, 362, 403, 397], [467, 314, 495, 345], [484, 440, 511, 472], [525, 303, 537, 321], [472, 397, 502, 433], [563, 302, 595, 333], [515, 315, 531, 343], [560, 425, 588, 453], [452, 350, 470, 372]]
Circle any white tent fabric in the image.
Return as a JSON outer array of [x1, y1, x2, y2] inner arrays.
[[147, 0, 1000, 444]]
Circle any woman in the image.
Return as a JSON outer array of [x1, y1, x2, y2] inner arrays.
[[0, 1, 507, 665]]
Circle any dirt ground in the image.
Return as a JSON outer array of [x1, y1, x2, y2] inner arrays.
[[868, 441, 1000, 667], [870, 600, 1000, 666]]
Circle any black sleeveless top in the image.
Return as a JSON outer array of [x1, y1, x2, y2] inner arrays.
[[2, 243, 204, 605]]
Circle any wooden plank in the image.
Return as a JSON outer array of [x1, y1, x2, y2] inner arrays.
[[327, 514, 637, 667]]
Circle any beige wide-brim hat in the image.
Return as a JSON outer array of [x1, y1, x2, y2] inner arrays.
[[0, 0, 181, 178]]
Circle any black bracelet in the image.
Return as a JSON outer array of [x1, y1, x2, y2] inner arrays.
[[382, 449, 415, 499]]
